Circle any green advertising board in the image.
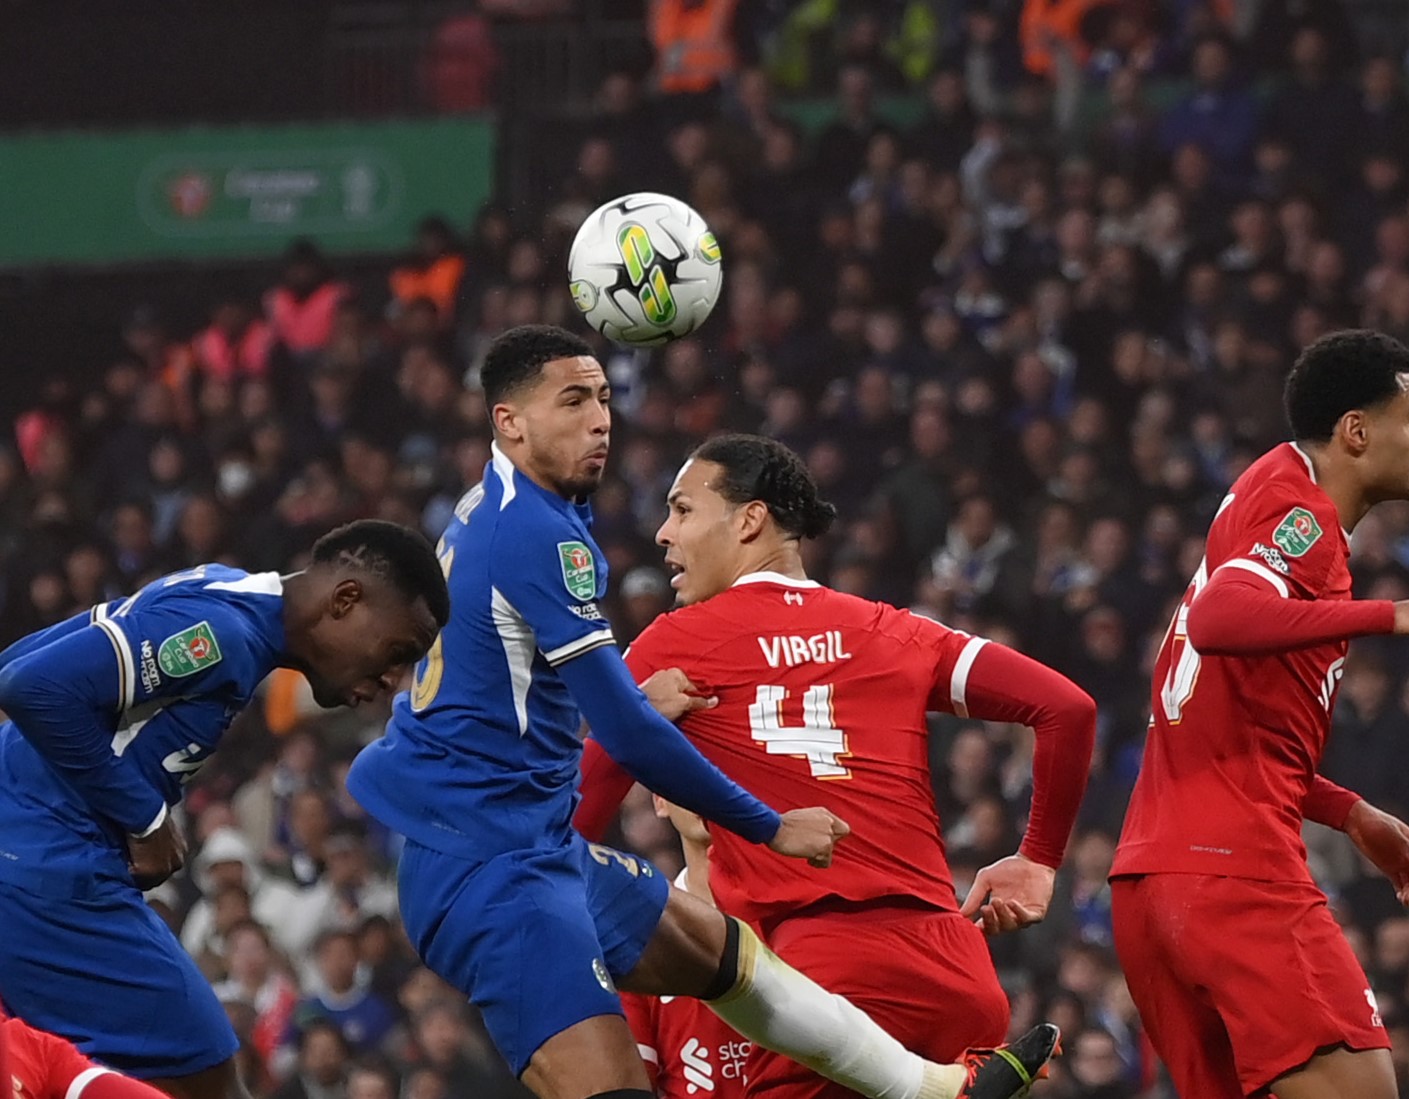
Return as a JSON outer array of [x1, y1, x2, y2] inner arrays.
[[0, 117, 495, 267]]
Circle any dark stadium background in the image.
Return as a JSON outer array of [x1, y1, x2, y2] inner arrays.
[[3, 1, 1409, 1096]]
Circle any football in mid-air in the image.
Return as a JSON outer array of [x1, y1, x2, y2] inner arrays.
[[568, 192, 722, 347]]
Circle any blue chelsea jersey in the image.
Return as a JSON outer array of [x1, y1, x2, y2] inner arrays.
[[0, 565, 286, 897], [348, 446, 617, 859]]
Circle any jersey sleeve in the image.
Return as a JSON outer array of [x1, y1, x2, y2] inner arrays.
[[1214, 482, 1344, 600], [1185, 483, 1394, 654], [905, 609, 1096, 866], [489, 519, 615, 667], [907, 612, 992, 717], [576, 624, 676, 843], [0, 625, 167, 836], [88, 592, 255, 711]]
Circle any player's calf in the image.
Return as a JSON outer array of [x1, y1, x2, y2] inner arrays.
[[520, 1015, 653, 1099]]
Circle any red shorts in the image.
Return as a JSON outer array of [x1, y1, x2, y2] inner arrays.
[[746, 903, 1009, 1099], [1111, 874, 1388, 1098]]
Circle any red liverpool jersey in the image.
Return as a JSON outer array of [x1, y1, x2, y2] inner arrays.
[[621, 572, 986, 927], [1114, 443, 1393, 883], [621, 871, 751, 1099], [2, 1014, 102, 1099]]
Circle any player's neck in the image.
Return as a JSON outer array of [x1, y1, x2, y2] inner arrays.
[[1296, 441, 1371, 531], [732, 545, 808, 585]]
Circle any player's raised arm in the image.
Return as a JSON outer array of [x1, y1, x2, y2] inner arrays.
[[1184, 491, 1398, 656], [560, 647, 824, 850]]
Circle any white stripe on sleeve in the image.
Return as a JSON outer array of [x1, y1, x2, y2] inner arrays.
[[66, 1067, 116, 1099], [949, 636, 989, 719], [542, 628, 617, 667], [1214, 558, 1290, 598], [93, 617, 136, 711]]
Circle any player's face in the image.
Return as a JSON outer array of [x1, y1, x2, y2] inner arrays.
[[657, 459, 745, 605], [1365, 383, 1409, 499], [301, 579, 440, 709], [505, 355, 612, 499]]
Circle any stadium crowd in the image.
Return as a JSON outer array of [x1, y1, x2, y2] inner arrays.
[[6, 1, 1409, 1097]]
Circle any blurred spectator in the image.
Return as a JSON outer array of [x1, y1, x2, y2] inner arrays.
[[388, 218, 466, 327], [272, 1019, 350, 1099], [1158, 34, 1258, 188], [265, 241, 351, 360], [182, 828, 305, 960], [295, 931, 396, 1055]]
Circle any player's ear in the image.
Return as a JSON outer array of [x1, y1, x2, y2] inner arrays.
[[1337, 408, 1369, 455], [329, 577, 363, 620], [736, 500, 770, 542], [492, 401, 523, 442]]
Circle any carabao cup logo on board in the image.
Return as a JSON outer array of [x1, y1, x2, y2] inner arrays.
[[167, 172, 213, 219], [558, 541, 597, 601]]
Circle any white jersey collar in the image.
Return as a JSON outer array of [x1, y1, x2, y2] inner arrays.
[[732, 571, 821, 589]]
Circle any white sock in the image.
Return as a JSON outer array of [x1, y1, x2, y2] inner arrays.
[[704, 920, 970, 1099]]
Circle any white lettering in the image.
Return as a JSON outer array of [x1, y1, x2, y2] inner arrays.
[[753, 632, 853, 668], [758, 637, 783, 668]]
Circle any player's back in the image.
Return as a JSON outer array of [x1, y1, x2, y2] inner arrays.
[[348, 446, 615, 859], [0, 564, 283, 897], [1114, 443, 1353, 883], [626, 573, 979, 927]]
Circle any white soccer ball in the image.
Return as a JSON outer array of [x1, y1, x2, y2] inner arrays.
[[568, 192, 722, 347]]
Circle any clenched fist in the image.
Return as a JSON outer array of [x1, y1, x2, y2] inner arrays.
[[767, 807, 851, 868]]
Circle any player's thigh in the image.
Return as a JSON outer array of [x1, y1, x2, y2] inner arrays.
[[1269, 1045, 1396, 1099], [1110, 876, 1244, 1099], [1190, 878, 1389, 1097], [397, 841, 629, 1078], [0, 882, 237, 1079], [520, 1013, 651, 1099], [746, 907, 1007, 1099], [573, 837, 714, 997]]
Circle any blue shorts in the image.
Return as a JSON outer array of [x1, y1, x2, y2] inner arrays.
[[398, 832, 671, 1075], [0, 880, 238, 1078]]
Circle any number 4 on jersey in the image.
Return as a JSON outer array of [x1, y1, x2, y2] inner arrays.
[[748, 684, 851, 779]]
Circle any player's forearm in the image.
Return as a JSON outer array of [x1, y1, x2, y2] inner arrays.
[[574, 735, 636, 842], [561, 648, 781, 843], [1303, 775, 1362, 830], [1187, 572, 1394, 654], [956, 643, 1096, 869], [0, 631, 165, 836]]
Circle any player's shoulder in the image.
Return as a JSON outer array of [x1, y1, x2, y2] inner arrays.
[[1224, 444, 1340, 532]]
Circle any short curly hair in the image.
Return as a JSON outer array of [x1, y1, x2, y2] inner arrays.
[[1284, 329, 1409, 442]]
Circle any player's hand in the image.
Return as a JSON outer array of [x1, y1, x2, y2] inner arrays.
[[768, 807, 850, 868], [1392, 601, 1409, 635], [960, 854, 1055, 935], [127, 813, 187, 891], [641, 667, 718, 722], [1345, 799, 1409, 904]]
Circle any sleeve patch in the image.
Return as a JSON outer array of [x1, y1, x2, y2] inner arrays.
[[557, 541, 598, 601], [1272, 507, 1323, 557], [157, 621, 224, 678]]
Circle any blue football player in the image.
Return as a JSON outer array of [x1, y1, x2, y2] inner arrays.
[[0, 520, 449, 1099], [348, 326, 1059, 1099]]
